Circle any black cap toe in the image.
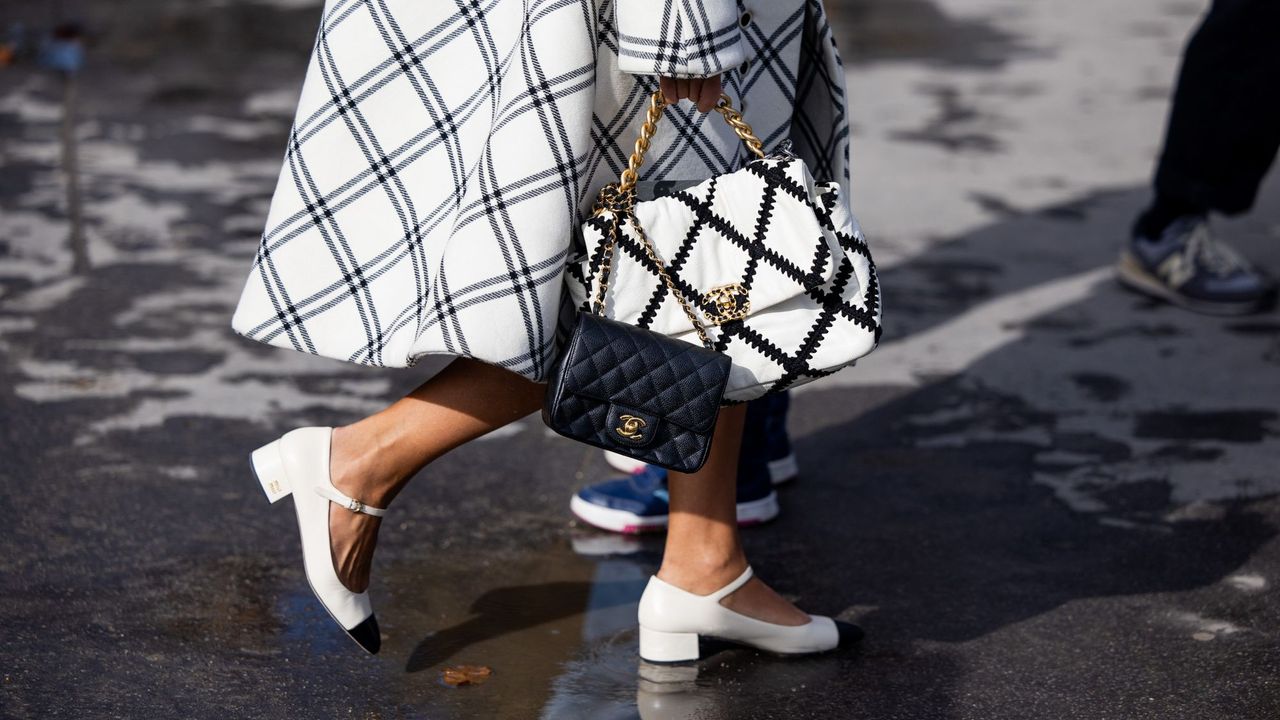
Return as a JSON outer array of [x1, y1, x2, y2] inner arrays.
[[348, 614, 381, 655], [835, 620, 864, 649]]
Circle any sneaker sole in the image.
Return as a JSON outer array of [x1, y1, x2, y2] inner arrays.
[[1116, 251, 1275, 317], [603, 451, 649, 475], [570, 492, 781, 534]]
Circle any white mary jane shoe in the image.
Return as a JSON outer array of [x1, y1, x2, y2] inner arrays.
[[637, 566, 862, 663], [250, 426, 385, 654]]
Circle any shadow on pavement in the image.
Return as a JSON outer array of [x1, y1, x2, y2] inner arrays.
[[405, 580, 629, 673]]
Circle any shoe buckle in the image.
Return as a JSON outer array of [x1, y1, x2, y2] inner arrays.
[[347, 498, 365, 514]]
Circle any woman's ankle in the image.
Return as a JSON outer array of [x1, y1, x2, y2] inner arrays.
[[329, 424, 398, 508], [657, 552, 749, 595]]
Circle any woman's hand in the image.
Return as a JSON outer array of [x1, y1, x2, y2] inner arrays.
[[659, 75, 723, 113]]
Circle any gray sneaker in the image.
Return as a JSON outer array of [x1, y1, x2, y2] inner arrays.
[[1118, 216, 1277, 316]]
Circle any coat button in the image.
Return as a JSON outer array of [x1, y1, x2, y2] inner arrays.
[[739, 11, 752, 28], [738, 59, 751, 74]]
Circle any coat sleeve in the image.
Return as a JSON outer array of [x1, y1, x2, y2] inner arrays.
[[614, 0, 746, 78]]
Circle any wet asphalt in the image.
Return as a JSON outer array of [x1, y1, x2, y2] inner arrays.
[[1, 1, 1279, 718]]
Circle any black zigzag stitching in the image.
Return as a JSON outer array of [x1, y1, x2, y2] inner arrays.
[[862, 260, 882, 321], [767, 248, 857, 388], [743, 159, 819, 212], [668, 182, 825, 289], [810, 256, 879, 332], [638, 177, 721, 327], [721, 320, 799, 371], [834, 230, 871, 258], [734, 175, 778, 304]]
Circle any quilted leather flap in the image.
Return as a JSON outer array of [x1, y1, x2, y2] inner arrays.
[[557, 315, 729, 434], [578, 156, 849, 336]]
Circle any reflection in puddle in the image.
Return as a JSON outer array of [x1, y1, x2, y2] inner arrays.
[[539, 547, 656, 719], [539, 537, 745, 720], [275, 588, 359, 656], [635, 663, 717, 720]]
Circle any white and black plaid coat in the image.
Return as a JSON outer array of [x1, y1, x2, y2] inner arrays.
[[232, 0, 850, 381]]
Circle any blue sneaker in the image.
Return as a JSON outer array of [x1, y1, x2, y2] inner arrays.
[[570, 464, 780, 534], [1119, 216, 1277, 315]]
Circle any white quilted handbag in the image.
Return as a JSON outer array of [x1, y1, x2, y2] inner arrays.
[[566, 91, 882, 401]]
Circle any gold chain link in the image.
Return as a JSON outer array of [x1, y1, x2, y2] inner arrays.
[[628, 207, 713, 347], [591, 190, 712, 347], [588, 189, 625, 316], [617, 90, 766, 194], [589, 90, 766, 348], [713, 97, 766, 159]]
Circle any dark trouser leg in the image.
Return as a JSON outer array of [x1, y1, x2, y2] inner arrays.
[[1153, 0, 1280, 216], [737, 397, 773, 489], [764, 391, 791, 460]]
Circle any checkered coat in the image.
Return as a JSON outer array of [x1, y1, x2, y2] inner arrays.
[[232, 0, 850, 381]]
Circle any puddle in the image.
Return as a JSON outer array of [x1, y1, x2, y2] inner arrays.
[[832, 0, 1035, 68], [253, 536, 658, 717], [3, 0, 320, 128], [246, 531, 862, 719]]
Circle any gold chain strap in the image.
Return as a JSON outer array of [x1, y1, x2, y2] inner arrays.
[[618, 90, 766, 194], [590, 90, 767, 349]]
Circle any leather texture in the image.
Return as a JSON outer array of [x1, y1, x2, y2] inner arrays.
[[637, 566, 841, 659], [544, 314, 731, 474], [567, 154, 882, 401]]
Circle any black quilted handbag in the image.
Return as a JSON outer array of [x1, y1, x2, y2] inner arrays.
[[543, 160, 732, 473], [544, 314, 730, 473]]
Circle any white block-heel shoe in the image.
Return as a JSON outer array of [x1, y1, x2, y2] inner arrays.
[[250, 427, 385, 654], [637, 567, 862, 663]]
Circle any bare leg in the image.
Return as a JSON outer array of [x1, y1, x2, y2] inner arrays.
[[326, 358, 545, 591], [658, 405, 810, 626]]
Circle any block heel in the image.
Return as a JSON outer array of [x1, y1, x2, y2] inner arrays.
[[639, 626, 700, 663], [250, 440, 292, 503]]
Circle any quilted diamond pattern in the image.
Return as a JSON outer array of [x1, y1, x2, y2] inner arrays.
[[544, 314, 731, 473]]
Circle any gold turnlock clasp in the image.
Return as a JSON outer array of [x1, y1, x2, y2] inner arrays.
[[615, 414, 648, 440], [702, 283, 750, 325]]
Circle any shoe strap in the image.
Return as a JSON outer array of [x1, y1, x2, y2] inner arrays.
[[314, 484, 387, 517], [706, 566, 755, 602]]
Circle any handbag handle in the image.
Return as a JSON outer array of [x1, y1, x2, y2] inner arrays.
[[587, 91, 766, 348], [619, 90, 767, 194]]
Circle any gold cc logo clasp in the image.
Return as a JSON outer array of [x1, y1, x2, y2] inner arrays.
[[703, 283, 750, 325], [615, 414, 648, 440]]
